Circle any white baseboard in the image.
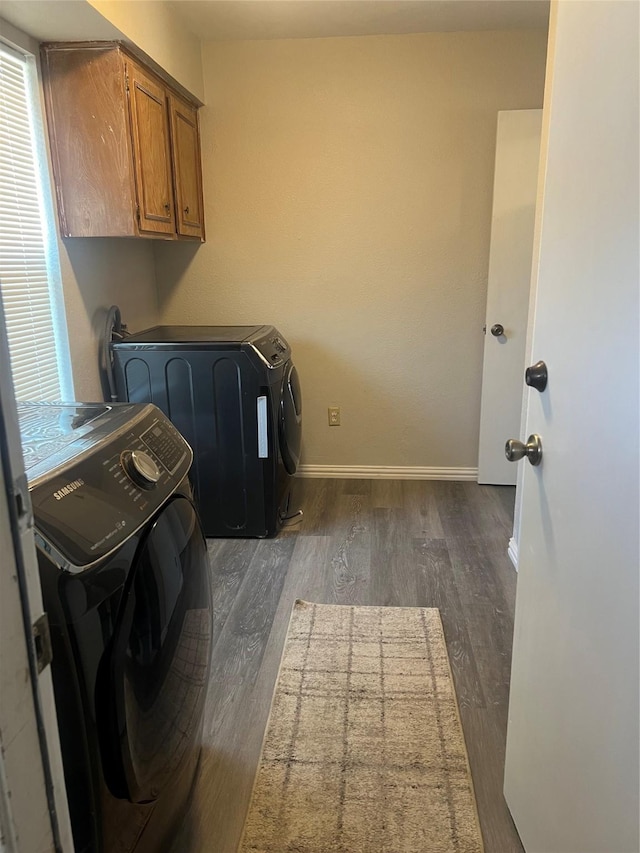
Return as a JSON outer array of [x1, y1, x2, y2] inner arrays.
[[296, 465, 478, 481], [508, 537, 519, 571]]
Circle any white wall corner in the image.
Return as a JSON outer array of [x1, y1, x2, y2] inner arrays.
[[508, 536, 519, 571]]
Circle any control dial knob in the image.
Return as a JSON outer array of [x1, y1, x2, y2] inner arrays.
[[121, 450, 161, 489]]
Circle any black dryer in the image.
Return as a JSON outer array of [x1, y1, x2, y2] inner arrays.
[[112, 325, 302, 537]]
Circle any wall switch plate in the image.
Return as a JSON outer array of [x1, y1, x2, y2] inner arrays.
[[328, 406, 340, 426]]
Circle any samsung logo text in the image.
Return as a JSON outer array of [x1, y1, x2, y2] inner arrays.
[[53, 479, 85, 501]]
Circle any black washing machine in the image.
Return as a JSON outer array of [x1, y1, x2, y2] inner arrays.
[[111, 325, 302, 538], [18, 402, 212, 853]]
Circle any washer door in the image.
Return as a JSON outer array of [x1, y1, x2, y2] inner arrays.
[[279, 362, 302, 475], [104, 495, 211, 804]]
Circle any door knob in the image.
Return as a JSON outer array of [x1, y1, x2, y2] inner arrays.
[[491, 323, 505, 337], [505, 434, 543, 466], [525, 360, 548, 392]]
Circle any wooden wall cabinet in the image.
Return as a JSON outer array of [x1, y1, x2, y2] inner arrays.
[[41, 43, 205, 241]]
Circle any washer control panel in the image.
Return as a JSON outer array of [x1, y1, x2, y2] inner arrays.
[[29, 406, 192, 570], [141, 422, 187, 472]]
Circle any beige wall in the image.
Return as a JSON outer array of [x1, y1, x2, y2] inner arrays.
[[86, 0, 204, 101], [58, 240, 159, 401], [155, 30, 547, 469]]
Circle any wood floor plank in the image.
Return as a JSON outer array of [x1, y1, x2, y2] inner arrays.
[[298, 477, 345, 536], [295, 477, 331, 535], [371, 478, 403, 508], [449, 526, 518, 615], [413, 537, 486, 709], [287, 533, 335, 604], [465, 483, 516, 543], [495, 484, 517, 522], [446, 536, 514, 725], [207, 539, 259, 649], [325, 493, 372, 605], [401, 479, 446, 538], [461, 707, 523, 853], [369, 507, 419, 606], [435, 481, 484, 540], [203, 535, 295, 734], [340, 477, 372, 495]]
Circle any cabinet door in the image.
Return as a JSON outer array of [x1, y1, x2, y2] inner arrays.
[[42, 45, 138, 237], [169, 95, 205, 239], [127, 61, 175, 236]]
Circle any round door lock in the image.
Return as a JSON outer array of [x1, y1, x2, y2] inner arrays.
[[505, 434, 543, 466], [122, 450, 161, 489], [491, 323, 505, 337]]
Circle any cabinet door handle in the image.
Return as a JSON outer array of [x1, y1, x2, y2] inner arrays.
[[184, 206, 190, 215], [164, 202, 171, 213]]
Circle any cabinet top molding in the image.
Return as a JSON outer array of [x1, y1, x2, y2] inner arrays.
[[41, 41, 204, 109]]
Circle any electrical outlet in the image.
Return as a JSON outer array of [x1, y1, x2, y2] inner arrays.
[[328, 406, 341, 426]]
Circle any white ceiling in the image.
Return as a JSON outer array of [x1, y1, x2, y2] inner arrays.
[[169, 0, 550, 42], [0, 1, 122, 44]]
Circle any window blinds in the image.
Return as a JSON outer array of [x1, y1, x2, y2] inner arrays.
[[0, 43, 69, 401]]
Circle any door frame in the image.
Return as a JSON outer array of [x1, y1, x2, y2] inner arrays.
[[0, 302, 73, 852], [477, 109, 542, 489]]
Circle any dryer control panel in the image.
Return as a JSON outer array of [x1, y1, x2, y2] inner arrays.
[[23, 405, 193, 572], [250, 327, 291, 368]]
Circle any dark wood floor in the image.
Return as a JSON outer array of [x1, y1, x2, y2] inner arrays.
[[172, 478, 523, 853]]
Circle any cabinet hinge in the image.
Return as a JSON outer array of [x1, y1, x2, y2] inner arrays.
[[125, 73, 130, 93], [33, 613, 53, 674], [135, 203, 140, 222]]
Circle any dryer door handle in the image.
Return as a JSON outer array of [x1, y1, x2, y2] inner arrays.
[[257, 396, 269, 458]]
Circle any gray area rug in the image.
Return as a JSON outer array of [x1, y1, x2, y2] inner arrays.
[[239, 601, 484, 852]]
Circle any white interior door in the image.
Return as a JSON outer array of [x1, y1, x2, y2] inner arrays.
[[504, 3, 639, 852], [478, 110, 541, 485]]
